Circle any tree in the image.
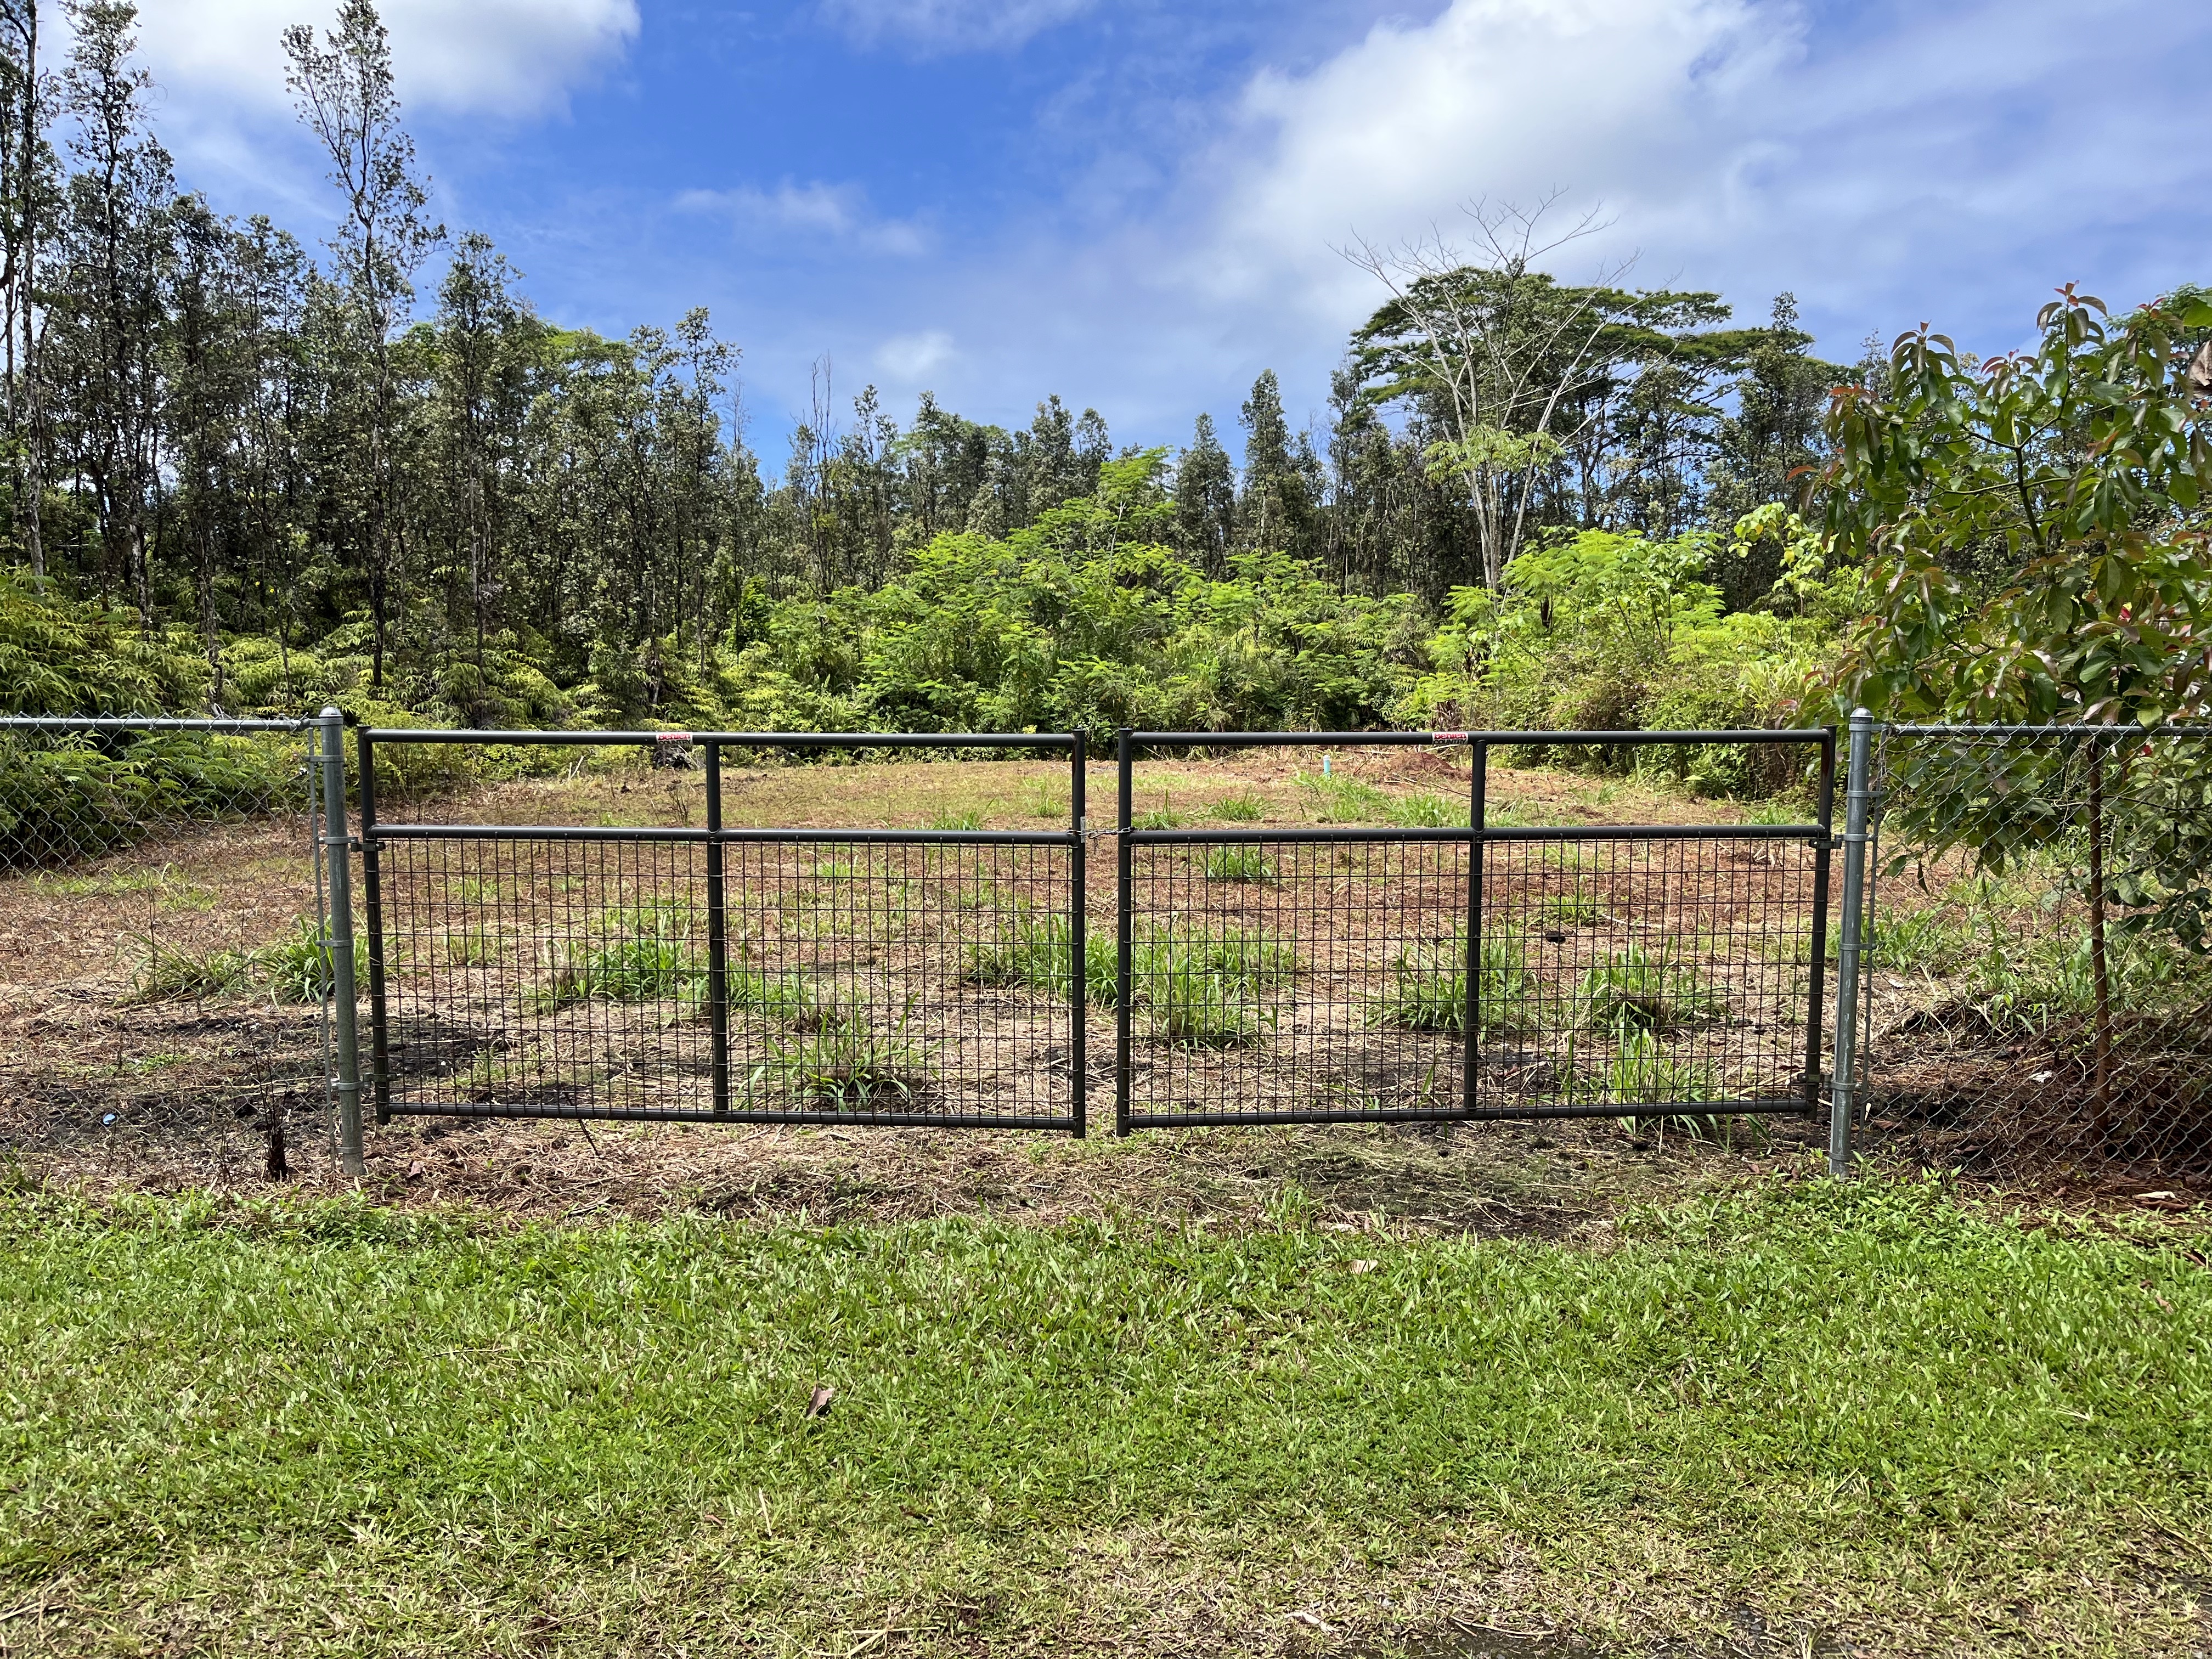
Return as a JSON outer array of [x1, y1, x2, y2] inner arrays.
[[0, 0, 51, 583], [1237, 369, 1309, 555], [1172, 412, 1234, 573], [50, 0, 172, 624], [281, 0, 441, 688], [1820, 284, 2212, 1130], [1348, 196, 1753, 588]]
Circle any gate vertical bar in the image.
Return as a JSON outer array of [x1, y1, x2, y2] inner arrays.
[[1461, 740, 1488, 1115], [1803, 729, 1837, 1120], [1114, 727, 1133, 1138], [703, 741, 730, 1117], [319, 709, 365, 1176], [1827, 709, 1874, 1176], [356, 725, 392, 1125], [1069, 730, 1087, 1138]]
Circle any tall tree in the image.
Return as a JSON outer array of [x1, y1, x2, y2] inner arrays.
[[50, 0, 172, 622], [0, 0, 49, 582], [1173, 411, 1234, 573], [281, 0, 441, 687], [1237, 369, 1310, 555]]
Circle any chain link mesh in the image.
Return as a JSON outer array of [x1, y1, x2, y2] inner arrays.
[[0, 719, 334, 1182], [1862, 726, 2212, 1186]]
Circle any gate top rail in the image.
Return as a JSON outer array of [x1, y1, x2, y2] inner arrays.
[[360, 727, 1076, 749], [0, 714, 312, 733], [1130, 727, 1833, 747]]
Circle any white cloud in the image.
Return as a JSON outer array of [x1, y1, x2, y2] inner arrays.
[[1199, 0, 1798, 322], [1186, 0, 2212, 359], [817, 0, 1094, 54], [136, 0, 639, 118], [876, 329, 957, 381], [676, 182, 931, 258]]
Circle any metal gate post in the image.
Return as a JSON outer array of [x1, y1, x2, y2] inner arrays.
[[1828, 708, 1875, 1177], [1114, 727, 1133, 1138], [1803, 729, 1837, 1120], [318, 708, 366, 1177], [703, 742, 730, 1117], [1462, 740, 1488, 1114], [1069, 731, 1087, 1138], [356, 724, 392, 1125]]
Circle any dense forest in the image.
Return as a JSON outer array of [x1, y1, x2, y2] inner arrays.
[[10, 0, 2194, 763]]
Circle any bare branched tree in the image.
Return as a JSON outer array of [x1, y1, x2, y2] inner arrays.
[[1345, 193, 1634, 588]]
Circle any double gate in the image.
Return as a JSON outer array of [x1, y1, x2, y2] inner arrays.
[[350, 724, 1837, 1148]]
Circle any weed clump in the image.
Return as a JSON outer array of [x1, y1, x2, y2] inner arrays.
[[1577, 944, 1723, 1032], [1371, 927, 1528, 1034], [535, 906, 702, 1009]]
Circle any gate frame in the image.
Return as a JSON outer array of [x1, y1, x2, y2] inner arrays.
[[1113, 726, 1836, 1135], [355, 726, 1090, 1133]]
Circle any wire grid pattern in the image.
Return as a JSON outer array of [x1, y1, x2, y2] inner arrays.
[[1121, 833, 1822, 1124], [1862, 726, 2212, 1182], [1480, 837, 1821, 1115], [1123, 838, 1470, 1122], [0, 720, 331, 1160], [364, 736, 1082, 1126]]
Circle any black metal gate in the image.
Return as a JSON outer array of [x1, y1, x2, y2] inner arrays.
[[351, 723, 1832, 1140], [1113, 729, 1835, 1132], [357, 729, 1087, 1131]]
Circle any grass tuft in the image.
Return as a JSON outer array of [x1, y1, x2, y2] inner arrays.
[[1577, 944, 1724, 1032], [968, 915, 1116, 1006], [767, 998, 934, 1105], [535, 906, 702, 1009], [1207, 790, 1267, 823], [1372, 927, 1529, 1035], [1200, 845, 1275, 883]]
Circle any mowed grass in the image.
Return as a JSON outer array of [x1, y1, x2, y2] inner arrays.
[[1, 1181, 2206, 1656]]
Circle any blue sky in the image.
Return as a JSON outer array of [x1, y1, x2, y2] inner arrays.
[[140, 0, 2212, 460]]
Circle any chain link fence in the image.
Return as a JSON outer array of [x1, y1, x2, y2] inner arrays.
[[0, 716, 342, 1183], [1856, 724, 2212, 1188]]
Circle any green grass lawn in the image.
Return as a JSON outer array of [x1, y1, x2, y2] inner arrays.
[[1, 1178, 2206, 1656]]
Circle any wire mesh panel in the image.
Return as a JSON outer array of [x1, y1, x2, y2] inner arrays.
[[0, 718, 334, 1176], [361, 731, 1085, 1130], [1116, 729, 1832, 1131], [1122, 834, 1472, 1124], [1480, 834, 1824, 1116], [1862, 726, 2212, 1184]]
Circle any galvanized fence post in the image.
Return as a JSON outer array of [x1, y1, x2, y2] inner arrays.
[[1828, 708, 1875, 1177], [319, 707, 366, 1177]]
